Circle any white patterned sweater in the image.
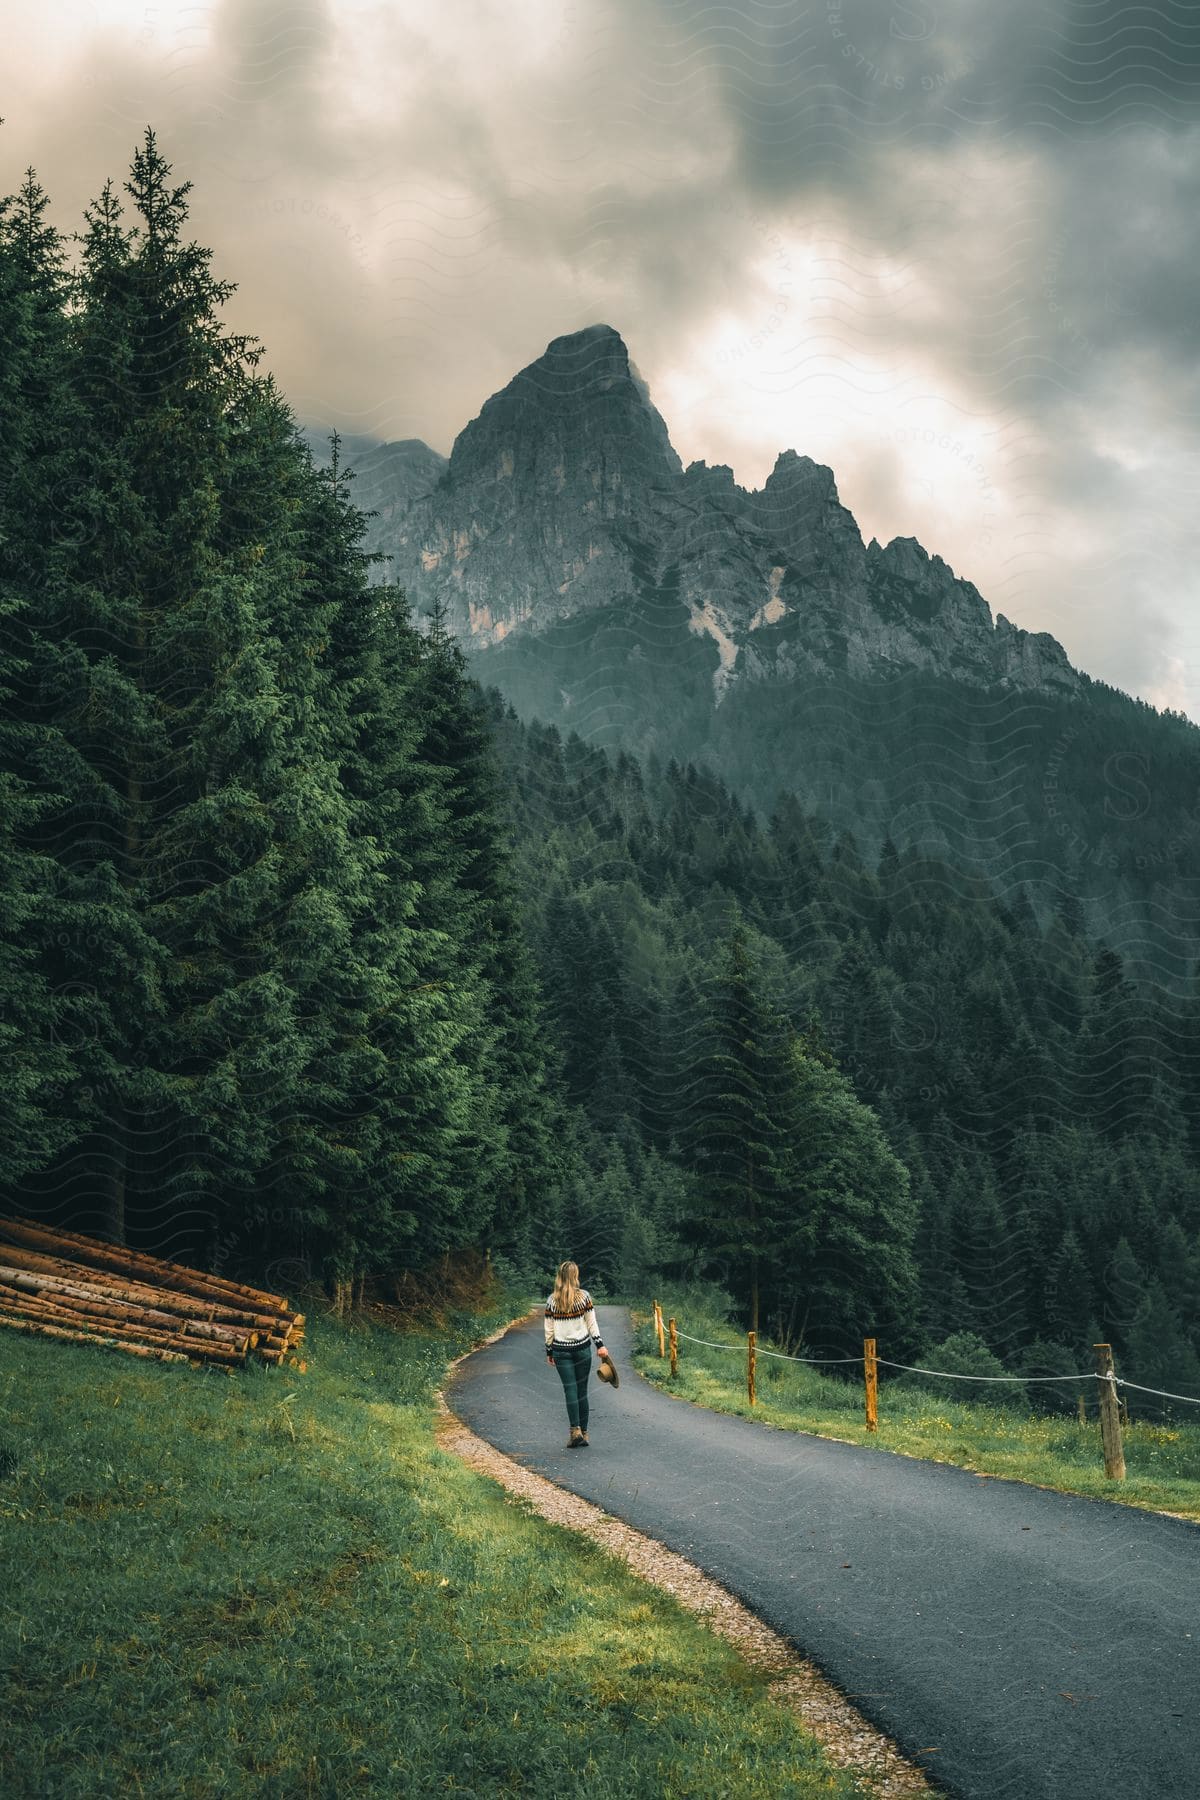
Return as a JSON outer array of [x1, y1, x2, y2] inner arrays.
[[544, 1290, 604, 1351]]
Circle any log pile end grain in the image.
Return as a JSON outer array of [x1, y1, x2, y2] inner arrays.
[[0, 1217, 307, 1373]]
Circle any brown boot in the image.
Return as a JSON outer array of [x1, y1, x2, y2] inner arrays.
[[578, 1430, 589, 1447], [568, 1426, 584, 1448]]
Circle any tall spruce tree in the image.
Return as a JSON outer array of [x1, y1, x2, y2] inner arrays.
[[0, 134, 578, 1286], [410, 610, 566, 1253], [9, 138, 507, 1274], [0, 175, 78, 1182], [28, 135, 332, 1248], [302, 441, 489, 1280], [684, 921, 806, 1332], [784, 1042, 919, 1351]]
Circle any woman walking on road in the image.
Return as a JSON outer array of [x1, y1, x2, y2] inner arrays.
[[545, 1260, 609, 1448]]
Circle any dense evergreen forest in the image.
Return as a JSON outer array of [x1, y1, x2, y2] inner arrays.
[[3, 138, 1199, 1406], [0, 136, 564, 1294], [489, 704, 1200, 1398], [474, 591, 1200, 987]]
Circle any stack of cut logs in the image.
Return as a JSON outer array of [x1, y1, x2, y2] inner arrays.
[[0, 1217, 306, 1371]]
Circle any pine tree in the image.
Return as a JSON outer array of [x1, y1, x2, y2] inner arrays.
[[1017, 1337, 1080, 1415], [1125, 1280, 1200, 1404], [567, 1137, 636, 1291], [411, 617, 566, 1250], [1156, 1218, 1200, 1344], [13, 138, 380, 1266], [944, 1159, 1028, 1356], [1173, 963, 1200, 1163], [0, 174, 77, 1183], [1100, 1234, 1145, 1357], [785, 1043, 919, 1352], [590, 1031, 638, 1138], [684, 922, 798, 1332], [49, 136, 338, 1249], [1041, 1227, 1095, 1352], [0, 135, 586, 1288], [828, 931, 894, 1103], [540, 892, 604, 1104], [1075, 945, 1152, 1140], [266, 432, 474, 1283]]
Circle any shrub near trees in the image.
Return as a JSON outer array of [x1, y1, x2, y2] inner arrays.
[[0, 135, 563, 1289]]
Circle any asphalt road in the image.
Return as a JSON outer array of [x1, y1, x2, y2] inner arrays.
[[448, 1308, 1200, 1800]]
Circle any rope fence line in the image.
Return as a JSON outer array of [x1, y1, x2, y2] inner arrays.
[[876, 1358, 1095, 1386], [674, 1327, 860, 1365], [1115, 1376, 1200, 1407], [650, 1302, 1200, 1486], [673, 1328, 1099, 1385], [669, 1326, 1200, 1400]]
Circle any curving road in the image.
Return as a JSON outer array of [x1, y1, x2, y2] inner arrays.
[[449, 1308, 1200, 1800]]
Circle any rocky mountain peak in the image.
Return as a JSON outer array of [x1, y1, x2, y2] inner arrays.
[[751, 449, 866, 582], [762, 447, 836, 490], [361, 325, 1080, 701], [682, 460, 744, 517], [446, 323, 681, 490], [542, 321, 633, 374]]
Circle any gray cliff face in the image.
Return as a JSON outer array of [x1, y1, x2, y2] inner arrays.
[[382, 323, 682, 642], [370, 325, 1080, 700]]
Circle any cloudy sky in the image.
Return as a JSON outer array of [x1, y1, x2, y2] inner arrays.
[[6, 0, 1200, 715]]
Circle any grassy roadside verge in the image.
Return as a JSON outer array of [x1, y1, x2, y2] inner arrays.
[[632, 1305, 1200, 1524], [0, 1295, 865, 1799]]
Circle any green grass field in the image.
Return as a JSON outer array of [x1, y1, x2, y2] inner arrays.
[[0, 1294, 863, 1800], [634, 1303, 1200, 1523]]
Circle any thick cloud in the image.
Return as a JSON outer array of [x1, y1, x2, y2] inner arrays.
[[3, 0, 1199, 714]]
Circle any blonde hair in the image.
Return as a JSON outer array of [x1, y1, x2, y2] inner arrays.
[[552, 1260, 581, 1314]]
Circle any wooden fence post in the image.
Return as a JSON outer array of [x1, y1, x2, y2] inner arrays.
[[654, 1301, 665, 1359], [1093, 1343, 1126, 1481], [1077, 1393, 1087, 1427], [669, 1316, 678, 1380], [863, 1337, 878, 1433], [748, 1330, 757, 1407]]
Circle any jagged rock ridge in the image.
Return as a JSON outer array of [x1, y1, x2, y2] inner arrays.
[[352, 325, 1078, 700]]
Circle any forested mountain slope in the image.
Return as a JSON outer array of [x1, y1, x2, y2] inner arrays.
[[324, 326, 1200, 981], [488, 699, 1200, 1394], [5, 141, 1198, 1411]]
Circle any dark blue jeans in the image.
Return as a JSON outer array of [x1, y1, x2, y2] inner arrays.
[[552, 1341, 592, 1430]]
